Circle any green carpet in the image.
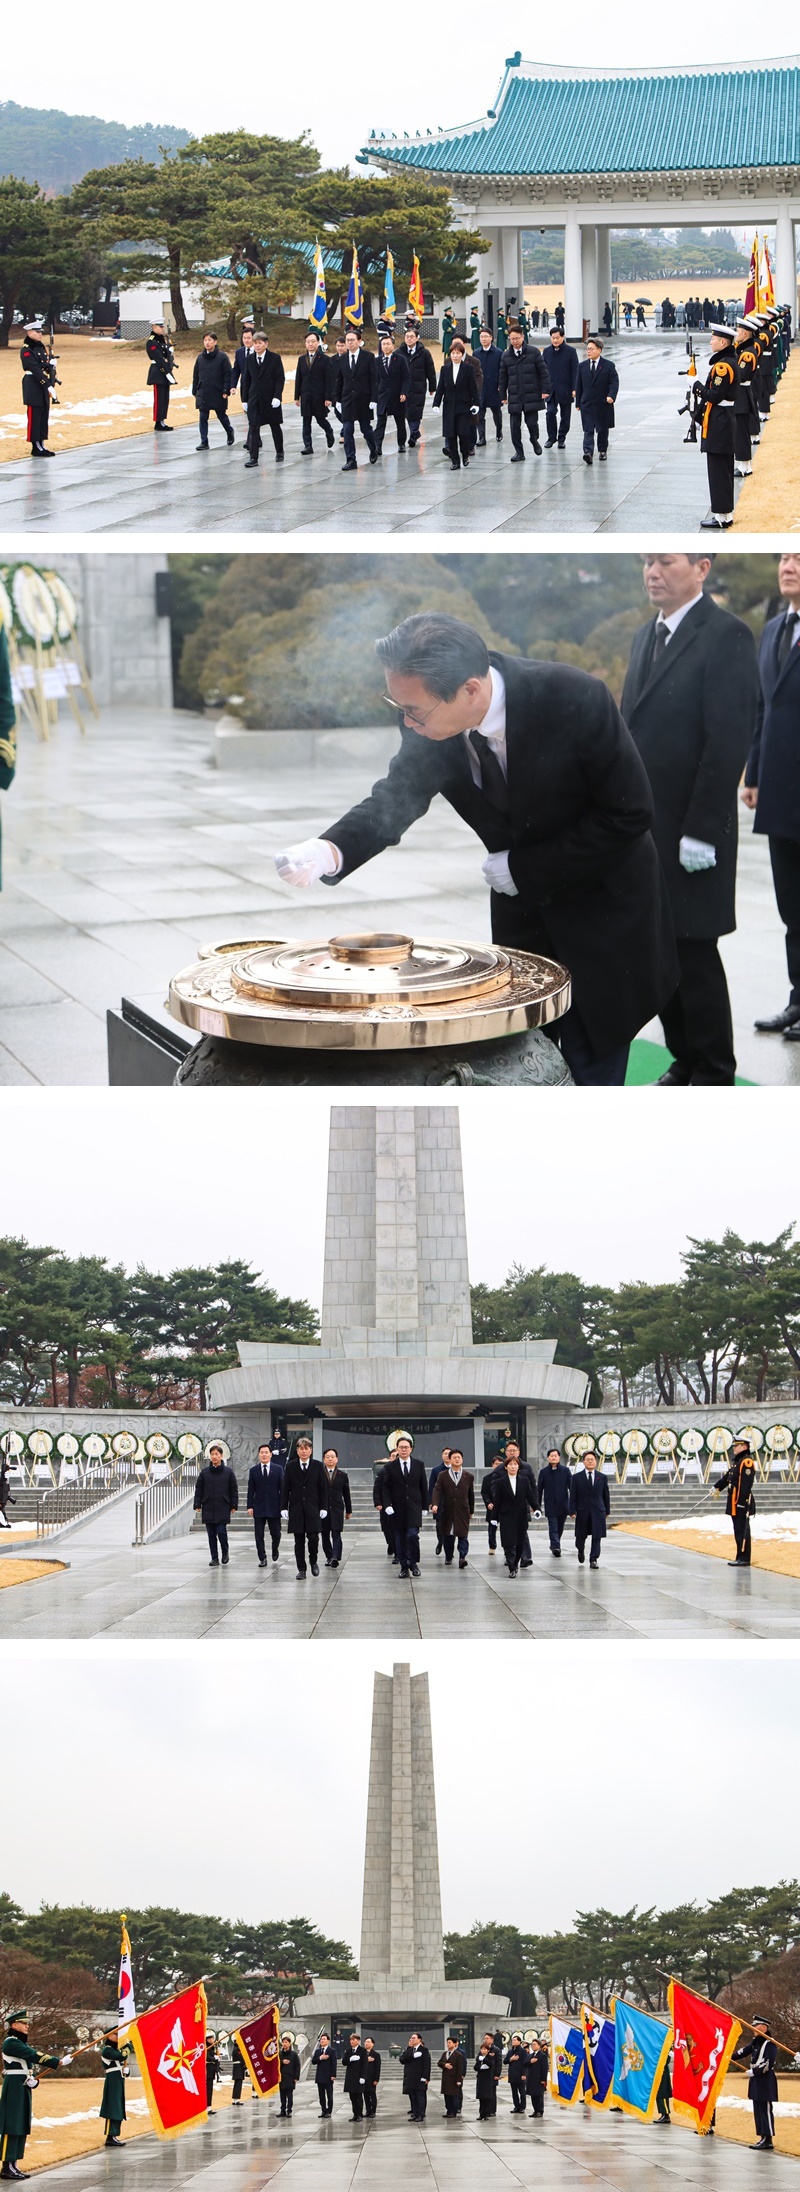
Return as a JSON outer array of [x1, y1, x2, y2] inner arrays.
[[626, 1040, 754, 1087]]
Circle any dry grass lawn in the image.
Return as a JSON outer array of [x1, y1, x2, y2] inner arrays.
[[0, 1557, 66, 1588], [25, 2076, 237, 2172], [715, 2073, 800, 2157], [615, 1519, 800, 1580], [735, 352, 800, 531]]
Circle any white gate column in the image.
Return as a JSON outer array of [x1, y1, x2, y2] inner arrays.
[[501, 226, 522, 314], [581, 224, 599, 334], [564, 209, 583, 338], [775, 202, 796, 329], [596, 225, 613, 323]]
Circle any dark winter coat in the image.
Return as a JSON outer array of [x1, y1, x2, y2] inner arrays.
[[621, 592, 759, 940], [343, 2045, 369, 2095], [322, 649, 679, 1059], [382, 1453, 430, 1530], [322, 1466, 352, 1526], [499, 342, 550, 409], [334, 348, 379, 418], [191, 347, 232, 407], [193, 1461, 239, 1525], [542, 341, 579, 398], [430, 1468, 474, 1537], [433, 356, 480, 435], [400, 340, 437, 410], [476, 343, 503, 404], [246, 1459, 284, 1519], [282, 1454, 329, 1533], [574, 354, 619, 426], [536, 1461, 571, 1518], [438, 2048, 467, 2094], [400, 2045, 431, 2093], [569, 1468, 610, 1537], [375, 349, 410, 414], [241, 350, 285, 420], [294, 349, 332, 411], [312, 2044, 337, 2085], [745, 610, 800, 842]]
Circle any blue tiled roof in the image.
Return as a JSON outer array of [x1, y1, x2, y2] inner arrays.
[[363, 61, 800, 176]]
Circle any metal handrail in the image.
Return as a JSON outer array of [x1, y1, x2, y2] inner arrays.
[[134, 1466, 199, 1545], [36, 1482, 124, 1536]]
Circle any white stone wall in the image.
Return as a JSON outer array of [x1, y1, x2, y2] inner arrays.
[[55, 553, 174, 709]]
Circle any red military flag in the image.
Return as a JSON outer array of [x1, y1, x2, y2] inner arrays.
[[408, 253, 424, 317], [668, 1979, 741, 2134], [129, 1980, 208, 2139], [232, 2005, 281, 2097], [744, 234, 759, 316]]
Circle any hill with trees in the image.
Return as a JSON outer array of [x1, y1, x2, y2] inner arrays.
[[0, 102, 190, 196]]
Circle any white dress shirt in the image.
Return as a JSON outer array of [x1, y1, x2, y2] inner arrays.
[[463, 665, 507, 784], [654, 592, 704, 643]]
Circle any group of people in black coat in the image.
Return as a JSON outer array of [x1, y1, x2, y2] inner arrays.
[[194, 1435, 352, 1577], [481, 1445, 610, 1573]]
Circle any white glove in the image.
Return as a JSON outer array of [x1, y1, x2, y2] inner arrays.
[[482, 849, 518, 897], [320, 1509, 328, 1519], [384, 1505, 394, 1517], [280, 1509, 288, 1520], [272, 398, 281, 408], [275, 837, 340, 886], [679, 835, 716, 872], [470, 405, 479, 415]]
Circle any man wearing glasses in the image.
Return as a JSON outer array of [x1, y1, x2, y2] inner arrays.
[[274, 613, 677, 1085]]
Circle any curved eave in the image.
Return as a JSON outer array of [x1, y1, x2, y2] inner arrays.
[[208, 1357, 589, 1410], [366, 153, 800, 198]]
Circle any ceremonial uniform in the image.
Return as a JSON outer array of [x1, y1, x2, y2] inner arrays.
[[99, 2036, 128, 2146], [294, 349, 335, 451], [0, 630, 17, 893], [733, 2031, 779, 2147], [278, 2045, 300, 2117], [714, 1447, 756, 1565], [205, 2037, 220, 2110], [145, 332, 175, 429], [469, 308, 482, 351], [496, 310, 508, 352], [441, 311, 457, 358], [400, 2043, 431, 2122], [0, 2022, 58, 2179], [241, 348, 285, 464], [230, 2037, 247, 2102], [20, 335, 54, 456], [311, 2041, 336, 2115], [733, 327, 760, 472], [699, 333, 737, 524]]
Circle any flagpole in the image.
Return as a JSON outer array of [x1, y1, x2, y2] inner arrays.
[[657, 1970, 796, 2056]]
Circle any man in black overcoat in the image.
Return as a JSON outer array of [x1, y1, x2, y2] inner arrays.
[[535, 1446, 571, 1555], [574, 336, 618, 462], [241, 333, 285, 467], [621, 553, 759, 1083], [732, 2020, 779, 2148], [281, 1434, 329, 1577], [311, 2034, 337, 2115], [569, 1454, 610, 1567], [374, 334, 410, 451], [743, 551, 800, 1040], [193, 1444, 239, 1566], [498, 321, 550, 460], [542, 326, 579, 448], [334, 330, 379, 469], [382, 1434, 429, 1576], [191, 333, 234, 450], [400, 325, 437, 444], [274, 612, 678, 1085], [342, 2035, 369, 2120], [246, 1441, 284, 1565], [373, 1459, 396, 1556], [401, 2037, 431, 2121], [320, 1444, 351, 1567], [476, 326, 503, 442], [294, 330, 336, 452]]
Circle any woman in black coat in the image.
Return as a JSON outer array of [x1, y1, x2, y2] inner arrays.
[[433, 337, 480, 469], [278, 2039, 300, 2117], [475, 2038, 500, 2120], [491, 1454, 533, 1576], [362, 2037, 381, 2117], [526, 2037, 548, 2115]]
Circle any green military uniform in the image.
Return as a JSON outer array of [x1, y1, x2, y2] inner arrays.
[[0, 629, 16, 893], [496, 310, 508, 352], [99, 2035, 129, 2146], [469, 307, 482, 352], [441, 310, 457, 358], [0, 2018, 58, 2179], [518, 304, 529, 340]]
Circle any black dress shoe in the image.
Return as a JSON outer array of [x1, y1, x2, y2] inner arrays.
[[532, 439, 542, 454], [244, 457, 258, 468], [784, 1024, 800, 1042], [510, 453, 525, 463], [583, 452, 593, 464], [296, 1569, 307, 1580], [577, 1551, 585, 1564], [258, 1558, 267, 1568], [221, 1555, 229, 1565], [369, 450, 378, 463], [271, 1549, 279, 1561], [301, 446, 313, 455], [589, 1559, 599, 1568], [311, 1561, 320, 1576], [444, 1555, 453, 1565], [342, 461, 357, 471], [196, 443, 209, 452], [656, 1062, 691, 1085], [459, 1555, 468, 1569], [276, 451, 284, 462], [754, 1005, 800, 1032], [208, 1560, 219, 1567], [411, 1564, 421, 1577], [330, 1558, 339, 1568], [399, 1566, 410, 1578], [599, 451, 607, 460], [545, 438, 557, 448]]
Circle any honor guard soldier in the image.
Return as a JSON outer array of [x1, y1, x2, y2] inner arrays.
[[146, 323, 175, 431], [20, 326, 55, 457], [495, 308, 508, 352], [0, 2011, 59, 2180], [469, 306, 482, 351], [698, 324, 737, 528], [733, 2020, 779, 2150], [714, 1437, 757, 1565], [99, 2030, 130, 2148], [441, 308, 457, 359], [733, 319, 760, 476]]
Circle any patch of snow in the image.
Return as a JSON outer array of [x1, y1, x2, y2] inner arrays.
[[652, 1512, 800, 1541], [32, 2101, 150, 2131]]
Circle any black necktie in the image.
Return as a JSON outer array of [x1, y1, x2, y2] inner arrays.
[[651, 619, 668, 665], [469, 729, 510, 815], [778, 609, 798, 668]]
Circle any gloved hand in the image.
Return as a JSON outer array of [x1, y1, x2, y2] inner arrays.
[[470, 405, 479, 415], [280, 1509, 288, 1520], [384, 1504, 394, 1517], [320, 1509, 328, 1519], [679, 835, 716, 872], [482, 849, 518, 896], [272, 398, 281, 408], [275, 837, 340, 886]]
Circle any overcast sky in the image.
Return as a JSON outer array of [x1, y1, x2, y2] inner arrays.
[[3, 21, 798, 171], [10, 1644, 800, 1945], [2, 1088, 796, 1303]]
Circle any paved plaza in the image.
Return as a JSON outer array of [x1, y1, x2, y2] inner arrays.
[[2, 1490, 798, 1638], [0, 709, 794, 1086], [26, 2076, 800, 2191], [0, 341, 750, 536]]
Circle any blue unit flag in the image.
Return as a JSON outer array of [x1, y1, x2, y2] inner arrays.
[[549, 2016, 585, 2104], [612, 1998, 672, 2121]]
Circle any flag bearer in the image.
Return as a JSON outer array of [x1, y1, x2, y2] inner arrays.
[[0, 2013, 59, 2181], [99, 2030, 130, 2148]]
